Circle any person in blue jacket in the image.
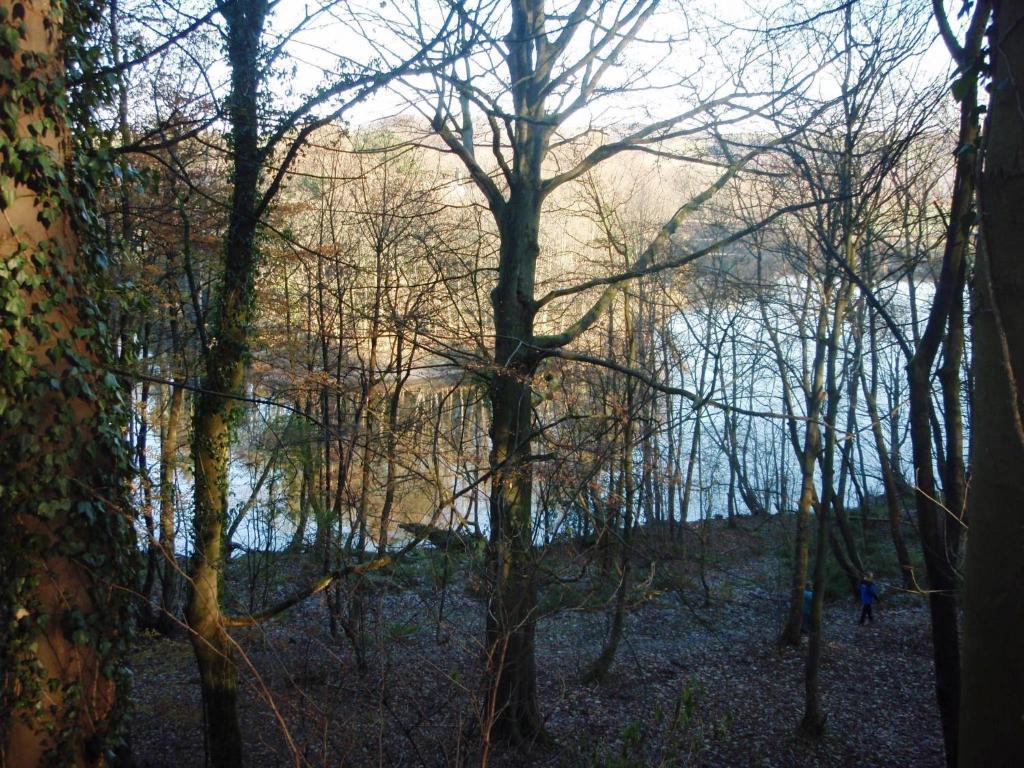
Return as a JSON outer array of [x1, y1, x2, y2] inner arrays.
[[858, 572, 879, 625], [801, 582, 814, 635]]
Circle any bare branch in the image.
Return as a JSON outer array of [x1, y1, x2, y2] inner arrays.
[[538, 347, 835, 429], [534, 180, 837, 349]]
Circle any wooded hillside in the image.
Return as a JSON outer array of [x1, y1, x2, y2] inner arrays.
[[1, 0, 1021, 766]]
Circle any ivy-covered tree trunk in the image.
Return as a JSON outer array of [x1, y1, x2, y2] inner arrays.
[[961, 2, 1024, 764], [1, 0, 134, 763], [186, 0, 267, 765]]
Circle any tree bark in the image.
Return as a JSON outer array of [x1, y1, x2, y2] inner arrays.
[[960, 3, 1024, 764], [781, 295, 829, 646], [908, 1, 988, 758], [159, 382, 184, 633], [585, 294, 638, 683], [800, 270, 851, 736], [1, 0, 133, 762], [186, 0, 267, 764], [860, 323, 915, 587], [483, 190, 546, 745]]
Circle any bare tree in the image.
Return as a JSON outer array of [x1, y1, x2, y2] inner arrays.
[[376, 0, 823, 742], [180, 3, 458, 763]]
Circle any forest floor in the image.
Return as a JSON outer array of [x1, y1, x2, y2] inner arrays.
[[129, 515, 943, 767]]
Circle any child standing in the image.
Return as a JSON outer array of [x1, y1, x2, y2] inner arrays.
[[858, 572, 879, 625], [801, 582, 813, 635]]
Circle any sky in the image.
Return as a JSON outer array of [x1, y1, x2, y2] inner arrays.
[[125, 0, 963, 146], [255, 0, 961, 130]]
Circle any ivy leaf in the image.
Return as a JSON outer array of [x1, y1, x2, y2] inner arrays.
[[5, 293, 25, 314], [0, 177, 14, 209], [950, 77, 970, 103]]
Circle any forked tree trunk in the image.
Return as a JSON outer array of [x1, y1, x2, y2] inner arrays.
[[678, 314, 716, 528], [664, 388, 678, 536], [137, 333, 159, 610], [380, 329, 412, 551], [800, 269, 851, 736], [829, 302, 865, 577]]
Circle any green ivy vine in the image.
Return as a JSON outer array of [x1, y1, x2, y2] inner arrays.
[[1, 0, 138, 763]]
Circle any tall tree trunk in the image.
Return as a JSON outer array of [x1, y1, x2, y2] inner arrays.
[[287, 397, 314, 552], [781, 296, 829, 646], [585, 295, 638, 682], [1, 2, 134, 762], [186, 1, 267, 764], [678, 314, 717, 528], [483, 193, 545, 745], [937, 260, 967, 564], [159, 382, 185, 633], [379, 329, 411, 551], [800, 273, 851, 735], [908, 1, 988, 759], [725, 329, 739, 528], [860, 331, 915, 587], [679, 408, 703, 526], [665, 387, 678, 535], [960, 4, 1024, 764], [137, 328, 159, 612], [829, 303, 864, 578]]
